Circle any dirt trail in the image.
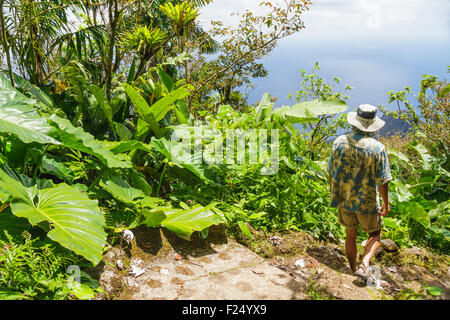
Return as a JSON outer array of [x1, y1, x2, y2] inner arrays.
[[90, 226, 450, 300]]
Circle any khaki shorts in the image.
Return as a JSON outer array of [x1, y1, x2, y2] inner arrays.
[[338, 206, 383, 233]]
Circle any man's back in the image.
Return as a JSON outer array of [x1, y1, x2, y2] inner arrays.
[[327, 128, 392, 215]]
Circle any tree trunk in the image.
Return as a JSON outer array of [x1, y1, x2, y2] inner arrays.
[[106, 0, 119, 101], [0, 0, 14, 87]]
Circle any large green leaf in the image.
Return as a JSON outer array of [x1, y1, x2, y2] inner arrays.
[[0, 290, 32, 300], [160, 204, 225, 240], [123, 83, 191, 123], [122, 83, 164, 138], [156, 68, 175, 92], [140, 204, 225, 240], [0, 74, 60, 145], [111, 122, 132, 141], [87, 84, 113, 124], [100, 140, 154, 154], [397, 201, 430, 228], [255, 92, 273, 122], [149, 137, 215, 184], [151, 86, 192, 121], [292, 99, 348, 116], [272, 99, 348, 124], [130, 170, 153, 196], [387, 149, 413, 168], [412, 143, 434, 170], [391, 179, 413, 202], [48, 115, 131, 168], [100, 176, 144, 204], [141, 206, 174, 227], [408, 202, 430, 228], [40, 155, 74, 183], [1, 71, 55, 109], [0, 168, 107, 265], [174, 100, 189, 124]]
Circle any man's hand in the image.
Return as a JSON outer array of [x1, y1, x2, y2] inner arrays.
[[379, 202, 390, 216]]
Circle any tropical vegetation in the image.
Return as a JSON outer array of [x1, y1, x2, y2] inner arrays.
[[0, 0, 448, 300]]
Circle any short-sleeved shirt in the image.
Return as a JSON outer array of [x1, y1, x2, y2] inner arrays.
[[327, 128, 392, 215]]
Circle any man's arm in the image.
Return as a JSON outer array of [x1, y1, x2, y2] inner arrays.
[[378, 183, 390, 216]]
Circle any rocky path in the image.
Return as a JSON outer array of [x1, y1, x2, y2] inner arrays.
[[91, 226, 449, 300]]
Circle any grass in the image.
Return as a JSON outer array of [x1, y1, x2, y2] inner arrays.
[[305, 280, 337, 300]]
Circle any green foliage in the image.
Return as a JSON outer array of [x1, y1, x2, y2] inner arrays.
[[142, 203, 225, 240], [385, 143, 449, 251], [48, 115, 132, 169], [0, 167, 107, 265], [0, 0, 448, 300], [289, 63, 352, 160], [0, 74, 60, 145], [0, 231, 100, 300], [162, 93, 348, 240]]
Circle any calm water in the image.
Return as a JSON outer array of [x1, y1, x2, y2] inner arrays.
[[200, 0, 450, 113], [248, 36, 449, 112]]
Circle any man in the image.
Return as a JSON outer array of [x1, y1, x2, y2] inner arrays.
[[327, 104, 392, 279]]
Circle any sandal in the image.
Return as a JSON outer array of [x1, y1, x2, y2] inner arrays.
[[354, 264, 368, 280]]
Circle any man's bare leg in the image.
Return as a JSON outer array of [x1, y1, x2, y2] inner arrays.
[[345, 227, 358, 272], [362, 229, 382, 268]]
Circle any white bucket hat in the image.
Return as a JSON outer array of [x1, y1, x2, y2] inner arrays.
[[347, 104, 385, 132]]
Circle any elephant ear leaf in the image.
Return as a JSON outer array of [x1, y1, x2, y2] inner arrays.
[[0, 73, 60, 145], [160, 204, 225, 240], [0, 167, 107, 265], [272, 99, 348, 124], [100, 176, 144, 205], [48, 115, 131, 168]]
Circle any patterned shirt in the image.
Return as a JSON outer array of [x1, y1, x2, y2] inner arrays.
[[327, 128, 392, 215]]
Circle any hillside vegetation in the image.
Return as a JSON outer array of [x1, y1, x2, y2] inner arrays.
[[0, 0, 448, 300]]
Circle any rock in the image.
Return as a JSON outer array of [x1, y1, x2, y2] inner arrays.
[[387, 266, 398, 273], [398, 266, 422, 281], [131, 257, 143, 266], [327, 232, 338, 243], [392, 273, 404, 282], [406, 246, 427, 257], [306, 257, 319, 268], [103, 250, 116, 264], [307, 245, 346, 269], [128, 264, 145, 277], [294, 259, 305, 268], [116, 259, 124, 270], [160, 268, 169, 275], [342, 284, 353, 290], [380, 239, 399, 252], [277, 243, 292, 254], [379, 280, 392, 289], [99, 266, 123, 298], [122, 229, 134, 244], [268, 235, 283, 246]]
